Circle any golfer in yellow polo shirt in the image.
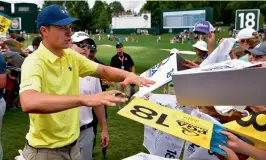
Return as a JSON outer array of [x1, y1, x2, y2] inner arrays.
[[20, 5, 154, 160]]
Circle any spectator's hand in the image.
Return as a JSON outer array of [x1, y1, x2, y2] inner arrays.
[[219, 145, 239, 160], [81, 90, 128, 107], [183, 59, 200, 69], [120, 73, 155, 88], [101, 128, 109, 148], [220, 131, 243, 153]]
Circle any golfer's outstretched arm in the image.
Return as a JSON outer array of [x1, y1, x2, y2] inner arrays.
[[92, 64, 154, 87], [20, 90, 82, 113]]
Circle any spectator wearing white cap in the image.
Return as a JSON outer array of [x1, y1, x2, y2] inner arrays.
[[70, 32, 109, 160], [192, 40, 209, 64], [236, 28, 260, 50]]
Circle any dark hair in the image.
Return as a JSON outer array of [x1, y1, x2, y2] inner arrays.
[[16, 36, 25, 43], [32, 36, 42, 47]]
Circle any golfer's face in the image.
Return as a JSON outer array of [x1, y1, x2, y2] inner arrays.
[[47, 25, 72, 49]]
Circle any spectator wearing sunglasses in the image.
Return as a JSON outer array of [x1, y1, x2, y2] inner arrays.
[[71, 32, 109, 160], [87, 44, 110, 150]]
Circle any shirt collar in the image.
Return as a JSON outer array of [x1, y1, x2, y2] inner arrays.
[[37, 42, 70, 64]]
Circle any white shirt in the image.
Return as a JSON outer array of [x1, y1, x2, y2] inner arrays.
[[79, 76, 102, 127]]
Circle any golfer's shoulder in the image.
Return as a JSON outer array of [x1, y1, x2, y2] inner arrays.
[[23, 53, 43, 66]]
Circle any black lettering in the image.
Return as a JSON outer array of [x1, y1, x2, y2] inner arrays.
[[177, 120, 208, 136], [130, 105, 157, 120], [165, 150, 176, 158], [182, 127, 199, 136], [190, 143, 200, 149], [236, 111, 266, 131], [177, 120, 187, 126], [156, 114, 169, 127], [0, 25, 5, 32]]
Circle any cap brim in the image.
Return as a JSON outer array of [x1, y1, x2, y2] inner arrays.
[[51, 17, 79, 26], [72, 36, 90, 43], [248, 49, 266, 55], [192, 44, 208, 51]]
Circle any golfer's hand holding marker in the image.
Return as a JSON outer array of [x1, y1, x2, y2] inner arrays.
[[80, 73, 155, 107]]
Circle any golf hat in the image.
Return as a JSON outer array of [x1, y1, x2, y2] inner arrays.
[[235, 28, 258, 41], [170, 48, 180, 54], [71, 31, 90, 43], [192, 40, 208, 51], [193, 20, 215, 34], [116, 42, 123, 48], [37, 5, 78, 28], [248, 42, 266, 55]]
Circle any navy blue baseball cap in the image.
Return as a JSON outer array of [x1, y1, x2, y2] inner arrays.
[[37, 5, 78, 28]]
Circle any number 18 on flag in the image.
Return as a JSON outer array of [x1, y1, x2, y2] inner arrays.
[[235, 9, 260, 31]]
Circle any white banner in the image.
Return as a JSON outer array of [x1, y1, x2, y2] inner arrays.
[[200, 38, 235, 67], [143, 94, 187, 159], [122, 152, 179, 160], [134, 53, 178, 98]]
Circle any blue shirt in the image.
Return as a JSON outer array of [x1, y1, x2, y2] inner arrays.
[[0, 52, 6, 98]]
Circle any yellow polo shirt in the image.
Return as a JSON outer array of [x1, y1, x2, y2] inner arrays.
[[19, 43, 98, 148]]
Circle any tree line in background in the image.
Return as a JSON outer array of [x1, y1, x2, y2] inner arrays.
[[43, 1, 266, 32]]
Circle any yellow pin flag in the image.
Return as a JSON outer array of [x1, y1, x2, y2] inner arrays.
[[117, 98, 227, 154], [118, 98, 266, 158], [0, 13, 12, 35]]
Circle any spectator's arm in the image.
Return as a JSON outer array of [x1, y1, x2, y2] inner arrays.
[[207, 32, 215, 55]]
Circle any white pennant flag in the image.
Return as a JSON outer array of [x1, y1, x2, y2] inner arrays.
[[200, 38, 236, 67], [134, 53, 179, 98]]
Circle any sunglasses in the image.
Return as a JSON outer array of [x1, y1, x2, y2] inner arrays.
[[75, 43, 90, 49]]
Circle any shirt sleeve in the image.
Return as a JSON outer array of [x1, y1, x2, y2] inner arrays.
[[19, 56, 42, 94], [0, 53, 6, 74], [76, 52, 99, 78]]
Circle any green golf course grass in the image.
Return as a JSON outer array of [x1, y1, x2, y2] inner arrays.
[[3, 27, 229, 160]]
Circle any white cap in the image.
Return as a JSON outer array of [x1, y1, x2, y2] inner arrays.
[[170, 48, 179, 54], [192, 40, 208, 51], [71, 31, 90, 43], [235, 28, 257, 41]]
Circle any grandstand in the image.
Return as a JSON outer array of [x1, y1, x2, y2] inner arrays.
[[110, 12, 157, 34]]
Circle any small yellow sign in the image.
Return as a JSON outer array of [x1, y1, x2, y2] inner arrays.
[[0, 14, 12, 35], [118, 98, 214, 150], [118, 98, 266, 155]]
